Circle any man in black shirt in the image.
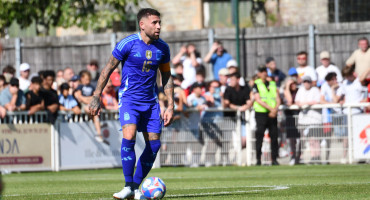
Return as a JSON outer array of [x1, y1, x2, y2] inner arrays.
[[223, 72, 252, 148], [40, 70, 59, 123]]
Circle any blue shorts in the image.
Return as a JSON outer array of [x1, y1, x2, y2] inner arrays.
[[119, 102, 162, 133]]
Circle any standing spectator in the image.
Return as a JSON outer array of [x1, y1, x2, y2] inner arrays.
[[69, 75, 80, 95], [87, 59, 100, 88], [2, 65, 16, 83], [336, 66, 367, 163], [359, 68, 370, 112], [0, 75, 6, 93], [296, 51, 317, 86], [316, 51, 343, 86], [346, 37, 370, 76], [0, 78, 26, 118], [187, 82, 208, 140], [320, 72, 341, 164], [204, 80, 223, 120], [218, 68, 229, 94], [265, 57, 286, 87], [102, 79, 119, 110], [172, 44, 202, 90], [253, 66, 281, 165], [295, 76, 322, 164], [39, 70, 59, 124], [74, 70, 102, 142], [54, 69, 65, 91], [18, 63, 31, 92], [226, 60, 246, 86], [25, 77, 44, 115], [195, 70, 206, 95], [288, 67, 302, 85], [203, 41, 232, 80], [63, 67, 75, 83], [283, 78, 301, 165], [224, 72, 252, 149], [59, 83, 81, 114]]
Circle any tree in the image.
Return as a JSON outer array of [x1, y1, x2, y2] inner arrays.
[[0, 0, 135, 36]]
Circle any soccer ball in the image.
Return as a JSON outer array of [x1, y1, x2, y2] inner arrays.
[[141, 177, 166, 199]]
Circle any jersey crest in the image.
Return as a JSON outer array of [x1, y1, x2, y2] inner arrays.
[[146, 50, 152, 59]]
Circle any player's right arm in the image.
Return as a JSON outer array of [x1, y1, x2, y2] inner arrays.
[[89, 55, 120, 116]]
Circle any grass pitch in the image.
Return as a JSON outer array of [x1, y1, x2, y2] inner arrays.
[[2, 165, 370, 199]]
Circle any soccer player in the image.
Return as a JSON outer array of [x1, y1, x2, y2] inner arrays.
[[88, 8, 174, 200]]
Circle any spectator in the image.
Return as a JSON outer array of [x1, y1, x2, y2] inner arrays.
[[252, 66, 280, 165], [63, 67, 75, 83], [203, 41, 232, 80], [346, 37, 370, 76], [18, 63, 31, 92], [295, 76, 322, 164], [39, 70, 59, 124], [320, 72, 341, 165], [296, 51, 317, 86], [316, 51, 343, 86], [195, 70, 206, 95], [87, 59, 100, 88], [25, 77, 44, 115], [359, 68, 370, 112], [172, 44, 202, 90], [288, 67, 302, 85], [54, 69, 65, 91], [204, 80, 223, 120], [226, 59, 246, 86], [69, 75, 80, 95], [187, 82, 208, 140], [59, 83, 81, 114], [0, 75, 6, 93], [102, 79, 119, 110], [109, 68, 121, 90], [218, 68, 229, 94], [74, 70, 102, 142], [224, 72, 252, 149], [173, 75, 187, 110], [0, 78, 26, 118], [265, 57, 286, 87], [283, 78, 301, 165], [2, 65, 16, 83], [174, 63, 184, 78]]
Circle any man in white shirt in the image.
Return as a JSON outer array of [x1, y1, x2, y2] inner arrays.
[[316, 51, 343, 86], [296, 51, 317, 86], [18, 63, 31, 92]]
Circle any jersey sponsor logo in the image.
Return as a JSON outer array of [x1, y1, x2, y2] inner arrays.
[[134, 52, 141, 57], [124, 112, 130, 121], [146, 50, 152, 59]]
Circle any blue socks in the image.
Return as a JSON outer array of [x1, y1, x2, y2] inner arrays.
[[133, 140, 161, 187], [121, 138, 136, 187]]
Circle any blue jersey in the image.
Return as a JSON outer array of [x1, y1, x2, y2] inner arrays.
[[112, 33, 170, 105]]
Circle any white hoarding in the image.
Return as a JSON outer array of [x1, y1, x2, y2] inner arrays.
[[352, 114, 370, 160]]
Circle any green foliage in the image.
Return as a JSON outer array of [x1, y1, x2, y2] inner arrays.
[[0, 0, 135, 36]]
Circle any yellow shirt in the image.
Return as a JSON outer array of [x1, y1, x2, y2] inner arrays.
[[345, 49, 370, 76]]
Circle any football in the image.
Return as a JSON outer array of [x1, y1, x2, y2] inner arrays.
[[141, 177, 166, 199]]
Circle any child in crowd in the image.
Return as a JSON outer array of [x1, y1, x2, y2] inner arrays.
[[59, 83, 81, 114], [25, 76, 44, 115]]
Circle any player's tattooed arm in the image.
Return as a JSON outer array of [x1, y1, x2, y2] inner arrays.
[[161, 70, 174, 126], [89, 55, 120, 116]]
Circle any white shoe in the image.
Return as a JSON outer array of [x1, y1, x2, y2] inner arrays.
[[289, 158, 295, 166], [113, 186, 134, 199], [134, 189, 146, 200], [95, 135, 104, 143]]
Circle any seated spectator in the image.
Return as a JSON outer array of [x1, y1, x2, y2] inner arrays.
[[218, 68, 229, 94], [0, 78, 26, 118], [59, 83, 81, 114], [87, 59, 100, 88], [203, 40, 232, 80], [2, 65, 16, 83], [295, 76, 322, 164], [74, 70, 102, 142], [173, 63, 184, 79], [69, 75, 80, 95], [25, 77, 44, 115], [63, 67, 75, 83], [54, 69, 65, 92], [265, 57, 286, 87], [172, 44, 202, 90], [102, 79, 118, 110], [0, 75, 6, 93], [18, 63, 31, 92], [283, 78, 300, 165], [39, 70, 59, 124], [316, 51, 343, 86], [226, 60, 246, 86], [195, 70, 206, 95]]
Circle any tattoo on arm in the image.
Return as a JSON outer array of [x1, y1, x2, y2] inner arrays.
[[161, 71, 174, 112], [93, 55, 120, 97]]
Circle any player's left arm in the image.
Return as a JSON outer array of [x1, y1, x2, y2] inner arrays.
[[160, 62, 174, 127]]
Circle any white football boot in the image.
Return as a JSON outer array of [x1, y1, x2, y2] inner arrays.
[[133, 189, 146, 200], [113, 186, 134, 199]]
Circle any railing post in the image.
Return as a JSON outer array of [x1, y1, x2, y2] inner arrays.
[[236, 110, 242, 166], [347, 105, 353, 164], [308, 25, 316, 68], [245, 109, 253, 166]]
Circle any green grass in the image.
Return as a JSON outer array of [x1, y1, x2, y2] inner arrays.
[[2, 165, 370, 199]]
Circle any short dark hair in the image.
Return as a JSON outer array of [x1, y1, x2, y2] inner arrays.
[[137, 8, 160, 23], [3, 65, 16, 74], [89, 59, 99, 68], [60, 83, 70, 91], [342, 65, 355, 77], [43, 70, 55, 79], [296, 51, 308, 57], [79, 70, 91, 79], [31, 76, 42, 84], [229, 72, 241, 79], [325, 72, 337, 81]]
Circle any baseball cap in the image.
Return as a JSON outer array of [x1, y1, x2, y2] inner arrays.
[[265, 57, 274, 64], [302, 76, 312, 82], [218, 68, 229, 76], [320, 51, 330, 59], [288, 67, 298, 76], [10, 77, 19, 87], [226, 59, 238, 68], [19, 63, 30, 71], [70, 75, 80, 82]]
